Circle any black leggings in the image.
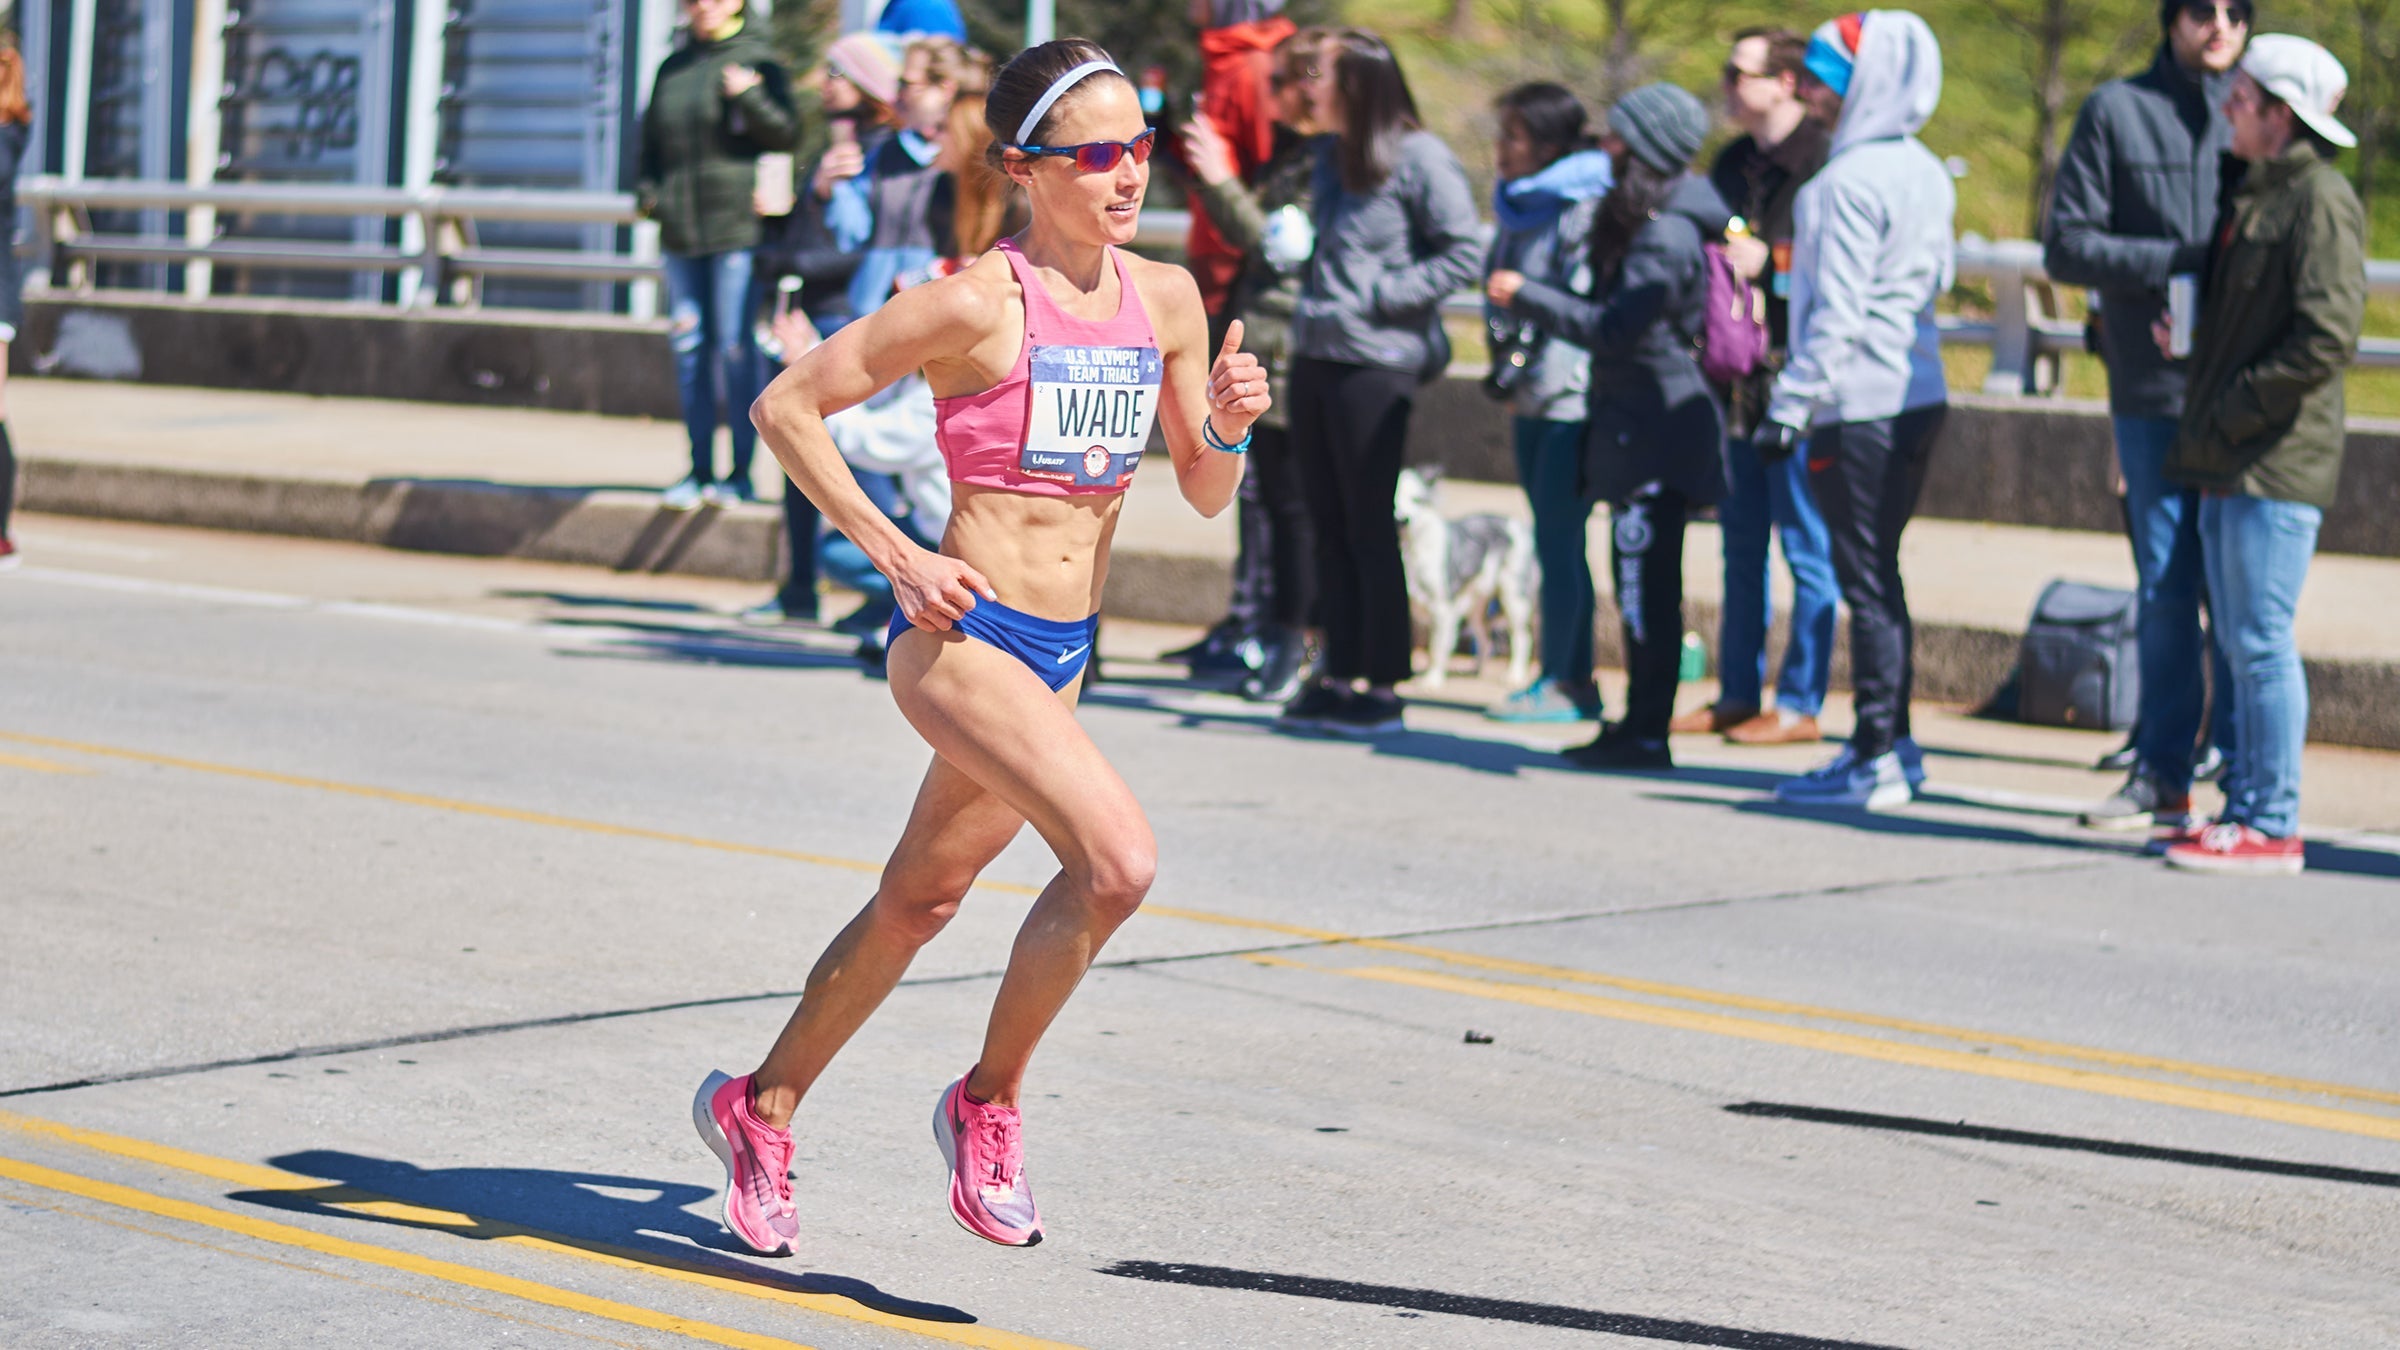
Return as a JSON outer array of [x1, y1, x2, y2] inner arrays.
[[0, 421, 14, 539], [1610, 486, 1690, 741], [1289, 357, 1417, 686], [1229, 419, 1315, 629], [1808, 406, 1946, 758]]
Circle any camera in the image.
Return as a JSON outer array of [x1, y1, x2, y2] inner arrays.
[[1481, 313, 1546, 402]]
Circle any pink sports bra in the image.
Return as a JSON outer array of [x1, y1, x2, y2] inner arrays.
[[935, 238, 1165, 496]]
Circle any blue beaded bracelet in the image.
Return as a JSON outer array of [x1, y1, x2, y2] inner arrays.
[[1202, 417, 1252, 455]]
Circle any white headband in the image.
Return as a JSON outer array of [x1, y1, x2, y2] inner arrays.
[[1013, 59, 1124, 145]]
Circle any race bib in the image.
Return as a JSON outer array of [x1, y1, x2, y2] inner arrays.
[[1019, 344, 1164, 488]]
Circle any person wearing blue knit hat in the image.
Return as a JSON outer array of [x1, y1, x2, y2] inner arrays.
[[875, 0, 966, 42]]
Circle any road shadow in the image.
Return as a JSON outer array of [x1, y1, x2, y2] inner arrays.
[[543, 615, 864, 673], [1638, 790, 2142, 858], [1725, 1101, 2400, 1189], [489, 588, 721, 615], [1096, 1260, 1912, 1349], [226, 1150, 979, 1324], [2300, 839, 2400, 880]]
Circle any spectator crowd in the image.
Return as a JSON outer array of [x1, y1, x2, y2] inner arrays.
[[630, 0, 2368, 876]]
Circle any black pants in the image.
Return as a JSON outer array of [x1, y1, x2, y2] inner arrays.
[[1610, 486, 1690, 741], [0, 422, 14, 539], [1289, 357, 1416, 686], [1808, 406, 1946, 758], [776, 487, 822, 617], [1232, 420, 1315, 629]]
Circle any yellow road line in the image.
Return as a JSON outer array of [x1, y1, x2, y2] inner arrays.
[[1332, 938, 2400, 1111], [0, 1152, 821, 1350], [1252, 957, 2400, 1144], [13, 727, 2396, 1129], [0, 1184, 654, 1348], [0, 749, 94, 774], [0, 1110, 1083, 1350]]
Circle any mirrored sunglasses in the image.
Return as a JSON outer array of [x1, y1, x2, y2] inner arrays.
[[1012, 127, 1157, 173], [2179, 1, 2252, 25]]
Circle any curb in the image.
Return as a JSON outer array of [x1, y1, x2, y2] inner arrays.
[[24, 457, 2398, 751]]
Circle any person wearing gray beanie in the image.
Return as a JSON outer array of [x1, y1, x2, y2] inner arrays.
[[1609, 83, 1710, 177], [1488, 80, 1735, 770]]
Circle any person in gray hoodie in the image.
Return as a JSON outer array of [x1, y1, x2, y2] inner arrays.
[[2045, 0, 2248, 829], [1278, 28, 1485, 737], [1755, 9, 1953, 809]]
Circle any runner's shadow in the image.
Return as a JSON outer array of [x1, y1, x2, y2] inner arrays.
[[226, 1151, 977, 1323]]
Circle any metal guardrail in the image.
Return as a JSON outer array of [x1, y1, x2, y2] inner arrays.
[[21, 182, 2399, 390], [21, 177, 661, 315]]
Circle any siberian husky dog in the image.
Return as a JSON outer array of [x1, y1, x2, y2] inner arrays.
[[1393, 465, 1539, 689]]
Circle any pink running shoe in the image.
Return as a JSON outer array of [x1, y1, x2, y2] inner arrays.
[[692, 1070, 799, 1256], [933, 1072, 1042, 1246]]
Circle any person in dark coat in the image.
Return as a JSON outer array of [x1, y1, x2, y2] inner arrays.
[[1490, 83, 1731, 772], [637, 0, 798, 511], [2044, 0, 2249, 830]]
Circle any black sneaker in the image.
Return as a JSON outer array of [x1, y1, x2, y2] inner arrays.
[[1562, 724, 1673, 771], [2094, 735, 2140, 773], [1162, 618, 1244, 665], [1278, 681, 1349, 730], [1239, 629, 1309, 704], [1323, 690, 1406, 738]]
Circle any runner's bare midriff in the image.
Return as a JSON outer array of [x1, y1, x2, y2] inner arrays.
[[941, 482, 1123, 622]]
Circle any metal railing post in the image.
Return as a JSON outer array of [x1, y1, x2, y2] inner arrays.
[[1984, 253, 2033, 397]]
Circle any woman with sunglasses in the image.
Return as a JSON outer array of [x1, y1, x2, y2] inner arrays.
[[693, 38, 1268, 1255]]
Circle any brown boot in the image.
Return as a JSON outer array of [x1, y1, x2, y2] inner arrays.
[[1668, 703, 1755, 735], [1723, 709, 1823, 745]]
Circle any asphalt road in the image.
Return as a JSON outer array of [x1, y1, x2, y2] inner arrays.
[[4, 516, 2398, 1350]]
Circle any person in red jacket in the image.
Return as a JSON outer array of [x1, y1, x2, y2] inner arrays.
[[1189, 0, 1297, 315]]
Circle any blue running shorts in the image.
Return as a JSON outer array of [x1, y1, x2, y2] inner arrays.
[[887, 599, 1099, 691]]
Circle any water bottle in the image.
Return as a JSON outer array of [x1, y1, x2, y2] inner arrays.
[[1679, 632, 1708, 684]]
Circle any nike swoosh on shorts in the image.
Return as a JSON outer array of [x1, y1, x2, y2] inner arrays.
[[1056, 644, 1090, 664]]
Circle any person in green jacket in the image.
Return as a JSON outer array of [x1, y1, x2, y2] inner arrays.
[[638, 0, 798, 510], [2159, 34, 2367, 876]]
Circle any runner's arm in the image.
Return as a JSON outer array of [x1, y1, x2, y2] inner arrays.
[[1144, 262, 1258, 518], [752, 278, 998, 627]]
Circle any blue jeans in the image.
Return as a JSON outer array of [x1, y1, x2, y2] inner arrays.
[[2115, 416, 2235, 793], [2199, 494, 2319, 838], [1512, 418, 1596, 687], [1717, 436, 1839, 715], [663, 249, 764, 486]]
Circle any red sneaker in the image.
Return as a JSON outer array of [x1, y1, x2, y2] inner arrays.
[[0, 537, 19, 570], [2165, 823, 2305, 876]]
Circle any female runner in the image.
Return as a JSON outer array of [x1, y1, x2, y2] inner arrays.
[[694, 38, 1269, 1253]]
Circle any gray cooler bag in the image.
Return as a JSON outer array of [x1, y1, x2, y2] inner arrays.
[[2018, 580, 2141, 730]]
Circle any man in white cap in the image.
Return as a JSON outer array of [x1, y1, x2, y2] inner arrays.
[[2157, 33, 2366, 875]]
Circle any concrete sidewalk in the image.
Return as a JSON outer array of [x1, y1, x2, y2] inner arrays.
[[14, 377, 2399, 748]]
